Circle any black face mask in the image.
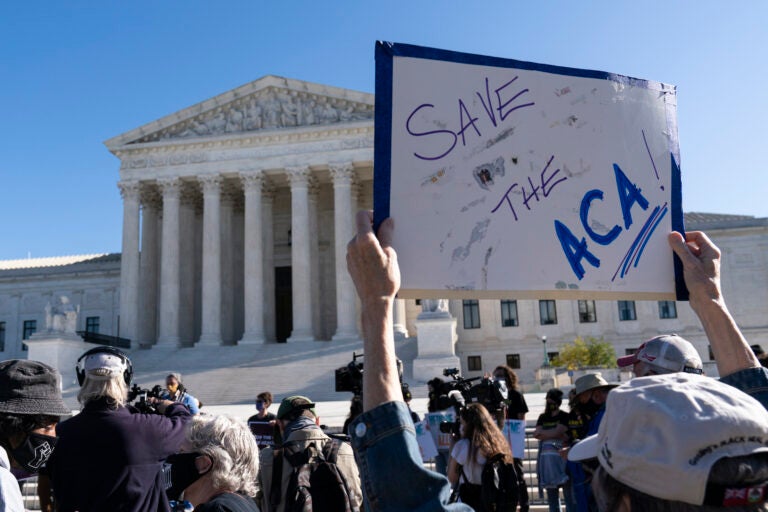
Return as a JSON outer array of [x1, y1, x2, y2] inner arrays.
[[166, 452, 209, 501], [10, 433, 57, 473], [580, 399, 601, 418]]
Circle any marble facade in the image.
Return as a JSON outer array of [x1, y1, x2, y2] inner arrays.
[[105, 76, 376, 347], [0, 76, 766, 388]]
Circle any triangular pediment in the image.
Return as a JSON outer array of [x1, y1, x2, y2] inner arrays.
[[105, 75, 374, 149]]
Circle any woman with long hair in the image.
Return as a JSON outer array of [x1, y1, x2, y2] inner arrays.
[[448, 403, 513, 511]]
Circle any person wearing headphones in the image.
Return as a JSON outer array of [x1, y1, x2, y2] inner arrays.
[[47, 346, 192, 512]]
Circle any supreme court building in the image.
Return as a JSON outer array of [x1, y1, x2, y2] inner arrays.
[[1, 75, 767, 390]]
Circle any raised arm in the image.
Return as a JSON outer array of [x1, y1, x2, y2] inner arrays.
[[668, 231, 759, 376], [346, 211, 472, 512], [346, 211, 402, 411]]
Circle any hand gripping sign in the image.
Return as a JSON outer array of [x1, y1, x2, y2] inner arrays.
[[374, 42, 686, 300]]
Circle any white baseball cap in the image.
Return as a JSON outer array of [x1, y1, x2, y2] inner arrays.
[[616, 334, 703, 375], [82, 351, 129, 380], [568, 373, 768, 506]]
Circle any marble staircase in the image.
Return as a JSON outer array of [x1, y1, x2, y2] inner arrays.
[[60, 337, 422, 408]]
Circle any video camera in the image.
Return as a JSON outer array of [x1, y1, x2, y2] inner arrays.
[[335, 352, 364, 396], [127, 383, 163, 414], [335, 352, 406, 398], [435, 368, 508, 435]]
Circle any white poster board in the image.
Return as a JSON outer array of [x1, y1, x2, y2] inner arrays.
[[415, 420, 439, 462], [374, 42, 686, 300], [502, 419, 527, 459]]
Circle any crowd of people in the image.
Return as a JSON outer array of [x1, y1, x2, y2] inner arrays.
[[1, 213, 767, 512]]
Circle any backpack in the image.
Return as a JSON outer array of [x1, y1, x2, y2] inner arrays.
[[481, 453, 519, 512], [271, 438, 359, 512]]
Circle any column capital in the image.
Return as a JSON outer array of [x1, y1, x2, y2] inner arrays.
[[329, 162, 355, 185], [286, 166, 311, 187], [140, 184, 162, 210], [157, 177, 182, 199], [239, 171, 265, 192], [118, 181, 141, 200], [198, 175, 222, 195]]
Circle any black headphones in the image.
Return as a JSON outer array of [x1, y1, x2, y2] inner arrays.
[[75, 346, 133, 387]]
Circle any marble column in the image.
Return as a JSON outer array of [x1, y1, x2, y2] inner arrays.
[[287, 167, 314, 342], [157, 178, 182, 347], [178, 199, 196, 346], [262, 184, 276, 341], [197, 175, 223, 346], [308, 181, 320, 339], [393, 299, 409, 339], [239, 172, 265, 344], [118, 181, 141, 346], [220, 194, 234, 344], [330, 163, 359, 340], [139, 200, 159, 345]]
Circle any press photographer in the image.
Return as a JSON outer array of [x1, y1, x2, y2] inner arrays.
[[47, 346, 192, 511]]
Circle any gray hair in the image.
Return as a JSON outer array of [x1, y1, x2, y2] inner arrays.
[[77, 371, 128, 409], [185, 414, 259, 497], [591, 453, 768, 511]]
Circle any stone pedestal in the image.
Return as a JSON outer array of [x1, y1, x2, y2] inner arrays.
[[412, 314, 460, 382], [25, 333, 90, 389], [535, 366, 558, 391]]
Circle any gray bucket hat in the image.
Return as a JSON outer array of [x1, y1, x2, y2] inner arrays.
[[0, 360, 70, 416], [573, 372, 618, 397]]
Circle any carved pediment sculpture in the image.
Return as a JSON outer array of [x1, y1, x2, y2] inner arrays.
[[131, 85, 374, 144]]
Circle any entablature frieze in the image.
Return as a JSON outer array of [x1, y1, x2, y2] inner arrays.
[[115, 125, 373, 172]]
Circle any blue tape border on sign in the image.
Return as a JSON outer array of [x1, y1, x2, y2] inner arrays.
[[373, 40, 685, 298]]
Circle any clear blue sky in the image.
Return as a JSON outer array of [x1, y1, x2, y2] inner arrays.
[[1, 1, 765, 260]]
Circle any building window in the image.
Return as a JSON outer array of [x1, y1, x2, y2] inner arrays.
[[85, 316, 100, 333], [539, 300, 557, 325], [467, 355, 482, 371], [625, 348, 638, 356], [463, 300, 481, 329], [578, 300, 597, 323], [506, 354, 521, 369], [618, 301, 637, 321], [22, 320, 36, 340], [658, 301, 677, 319], [0, 321, 5, 352], [500, 300, 518, 327], [548, 351, 560, 363], [708, 345, 715, 361]]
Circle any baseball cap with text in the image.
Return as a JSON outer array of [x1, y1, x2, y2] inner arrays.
[[568, 373, 768, 506]]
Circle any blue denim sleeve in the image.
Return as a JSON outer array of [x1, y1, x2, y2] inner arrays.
[[350, 401, 473, 512], [719, 367, 768, 411]]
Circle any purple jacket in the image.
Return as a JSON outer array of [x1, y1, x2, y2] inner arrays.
[[49, 399, 191, 512]]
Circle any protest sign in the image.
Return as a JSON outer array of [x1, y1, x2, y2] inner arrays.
[[374, 42, 686, 300], [502, 419, 526, 459], [248, 420, 275, 449], [415, 420, 439, 461]]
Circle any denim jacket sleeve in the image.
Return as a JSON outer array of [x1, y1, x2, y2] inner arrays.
[[349, 401, 473, 512], [719, 367, 768, 411]]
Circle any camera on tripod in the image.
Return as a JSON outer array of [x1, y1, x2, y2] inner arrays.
[[127, 383, 163, 414]]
